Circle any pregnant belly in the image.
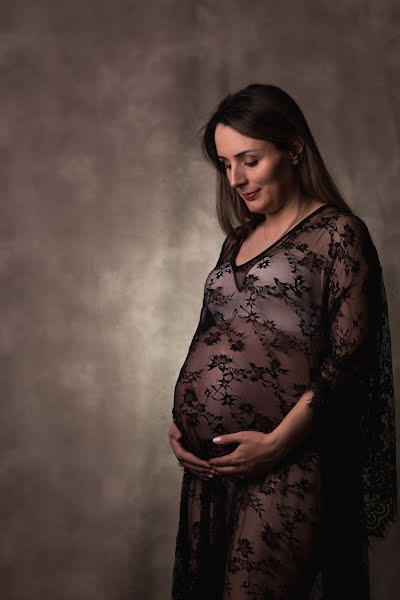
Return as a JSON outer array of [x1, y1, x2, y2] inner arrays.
[[173, 322, 289, 460]]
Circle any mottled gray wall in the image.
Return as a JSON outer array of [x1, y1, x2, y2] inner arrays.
[[0, 1, 399, 598]]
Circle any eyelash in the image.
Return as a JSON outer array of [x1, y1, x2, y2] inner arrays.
[[222, 160, 258, 170]]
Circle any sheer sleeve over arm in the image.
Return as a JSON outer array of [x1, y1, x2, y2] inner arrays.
[[305, 215, 398, 543]]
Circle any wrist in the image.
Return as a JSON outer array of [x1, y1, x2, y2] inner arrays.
[[264, 429, 288, 461]]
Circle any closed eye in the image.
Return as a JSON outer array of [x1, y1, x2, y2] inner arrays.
[[222, 160, 258, 170]]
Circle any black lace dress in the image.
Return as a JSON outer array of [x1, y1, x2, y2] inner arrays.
[[171, 204, 397, 599]]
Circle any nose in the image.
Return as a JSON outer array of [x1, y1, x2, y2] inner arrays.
[[228, 164, 247, 189]]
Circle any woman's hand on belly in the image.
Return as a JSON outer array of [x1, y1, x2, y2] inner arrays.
[[168, 422, 215, 480], [208, 430, 285, 480]]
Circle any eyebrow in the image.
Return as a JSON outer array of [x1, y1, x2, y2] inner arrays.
[[217, 149, 260, 159]]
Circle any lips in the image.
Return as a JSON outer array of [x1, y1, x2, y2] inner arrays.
[[242, 189, 260, 200]]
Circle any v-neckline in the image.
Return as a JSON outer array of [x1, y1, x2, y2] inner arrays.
[[231, 203, 335, 270]]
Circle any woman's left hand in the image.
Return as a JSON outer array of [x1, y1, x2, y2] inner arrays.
[[208, 430, 286, 480]]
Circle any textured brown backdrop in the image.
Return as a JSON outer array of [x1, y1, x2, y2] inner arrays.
[[0, 1, 399, 598]]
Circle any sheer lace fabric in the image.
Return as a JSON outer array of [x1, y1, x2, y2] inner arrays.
[[171, 204, 397, 599]]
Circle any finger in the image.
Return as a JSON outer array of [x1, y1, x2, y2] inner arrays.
[[180, 461, 214, 477], [179, 460, 213, 475], [170, 422, 182, 437], [172, 442, 212, 469], [180, 462, 212, 475], [211, 465, 244, 475], [169, 430, 180, 443], [168, 434, 214, 470], [180, 467, 214, 481], [169, 431, 182, 445], [208, 447, 242, 467], [212, 432, 244, 445], [209, 456, 239, 468]]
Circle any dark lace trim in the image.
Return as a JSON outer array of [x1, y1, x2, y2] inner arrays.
[[305, 267, 398, 543]]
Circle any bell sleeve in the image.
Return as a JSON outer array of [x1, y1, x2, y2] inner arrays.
[[305, 215, 397, 544]]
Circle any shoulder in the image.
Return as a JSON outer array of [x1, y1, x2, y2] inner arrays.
[[214, 231, 238, 268], [321, 208, 376, 258], [331, 210, 370, 236], [325, 210, 380, 274]]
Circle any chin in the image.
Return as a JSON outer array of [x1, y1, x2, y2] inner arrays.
[[246, 199, 269, 213]]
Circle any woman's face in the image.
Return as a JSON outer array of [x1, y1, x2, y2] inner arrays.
[[214, 123, 300, 214]]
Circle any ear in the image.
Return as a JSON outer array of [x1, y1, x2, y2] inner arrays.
[[288, 135, 305, 165]]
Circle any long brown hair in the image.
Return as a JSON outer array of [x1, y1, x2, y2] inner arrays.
[[198, 83, 353, 240]]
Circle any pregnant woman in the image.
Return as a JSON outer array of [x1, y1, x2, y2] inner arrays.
[[168, 84, 397, 599]]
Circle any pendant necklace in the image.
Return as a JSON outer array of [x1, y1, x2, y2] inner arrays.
[[263, 199, 303, 243]]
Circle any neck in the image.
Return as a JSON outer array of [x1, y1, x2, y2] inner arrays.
[[261, 193, 308, 239], [265, 193, 307, 223]]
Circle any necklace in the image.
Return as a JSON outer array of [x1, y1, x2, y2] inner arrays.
[[263, 199, 303, 243]]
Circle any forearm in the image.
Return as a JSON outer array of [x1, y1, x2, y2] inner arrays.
[[269, 390, 316, 458]]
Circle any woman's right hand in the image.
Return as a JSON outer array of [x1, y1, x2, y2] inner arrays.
[[168, 422, 215, 481]]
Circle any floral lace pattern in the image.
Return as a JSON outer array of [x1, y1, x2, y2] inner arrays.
[[171, 205, 397, 599]]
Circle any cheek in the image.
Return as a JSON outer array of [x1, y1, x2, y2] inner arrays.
[[256, 158, 286, 185], [254, 167, 276, 186]]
